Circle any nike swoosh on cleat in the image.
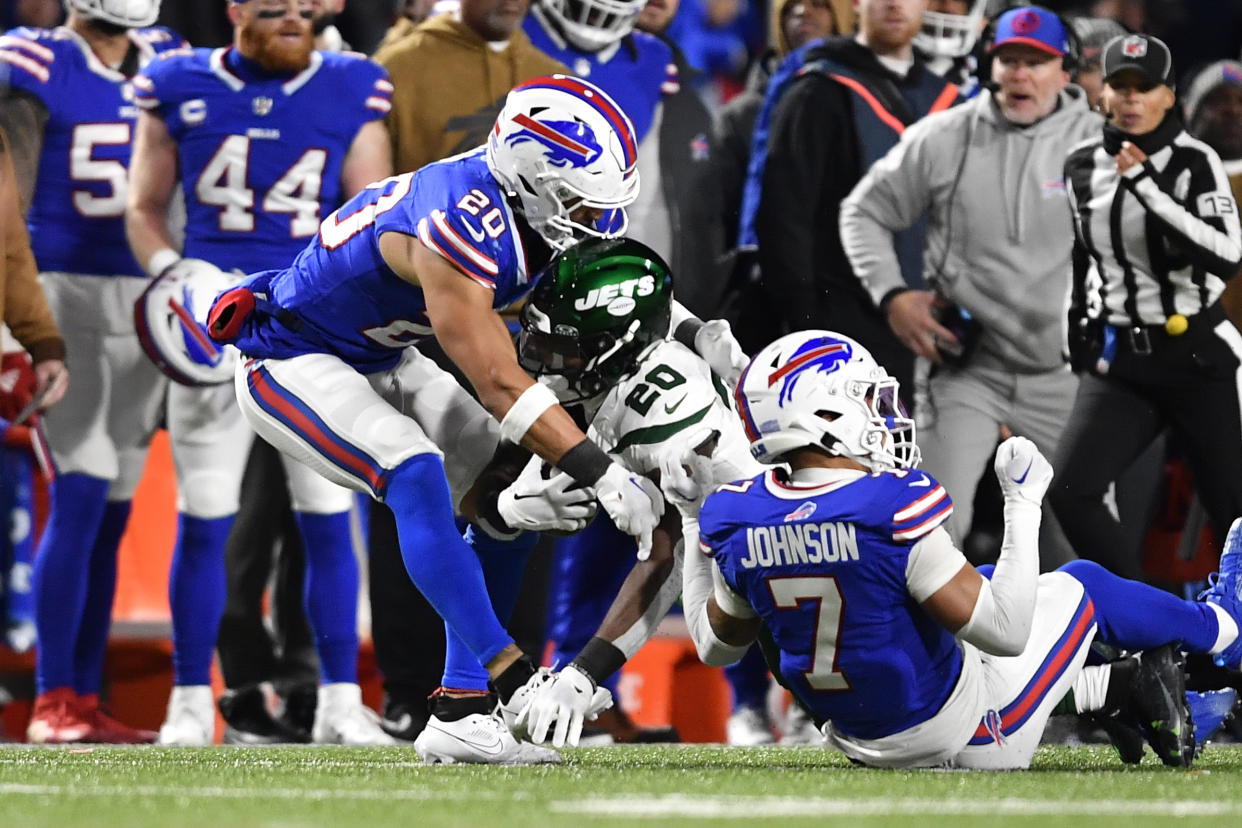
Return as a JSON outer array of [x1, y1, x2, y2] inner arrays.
[[433, 724, 504, 755]]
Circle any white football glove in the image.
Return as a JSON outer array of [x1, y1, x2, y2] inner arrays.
[[994, 436, 1053, 507], [657, 441, 716, 514], [497, 458, 598, 534], [516, 663, 613, 748], [596, 462, 664, 561], [694, 318, 750, 388]]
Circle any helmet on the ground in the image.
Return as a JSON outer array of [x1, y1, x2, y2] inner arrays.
[[134, 260, 237, 387], [914, 0, 987, 59], [487, 75, 639, 252], [537, 0, 644, 52], [518, 237, 672, 403], [734, 331, 919, 471], [65, 0, 161, 28]]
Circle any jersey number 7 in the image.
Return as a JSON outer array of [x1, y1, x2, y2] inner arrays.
[[766, 575, 852, 691]]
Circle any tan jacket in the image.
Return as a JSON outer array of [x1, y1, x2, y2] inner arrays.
[[374, 17, 418, 54], [375, 14, 566, 174], [0, 128, 62, 363]]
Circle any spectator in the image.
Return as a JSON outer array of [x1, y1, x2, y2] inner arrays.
[[375, 0, 442, 51], [840, 6, 1098, 567], [1067, 16, 1128, 111], [752, 0, 958, 397], [1053, 34, 1242, 579]]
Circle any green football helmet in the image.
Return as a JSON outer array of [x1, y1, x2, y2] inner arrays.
[[519, 237, 674, 403]]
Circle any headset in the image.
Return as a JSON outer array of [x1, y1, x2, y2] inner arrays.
[[975, 7, 1083, 88]]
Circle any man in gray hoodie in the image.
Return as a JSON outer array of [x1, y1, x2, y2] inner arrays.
[[839, 6, 1099, 565]]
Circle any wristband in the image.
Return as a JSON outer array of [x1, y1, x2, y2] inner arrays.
[[556, 438, 613, 488], [673, 316, 705, 351], [499, 382, 559, 446], [570, 637, 626, 686], [147, 248, 180, 278]]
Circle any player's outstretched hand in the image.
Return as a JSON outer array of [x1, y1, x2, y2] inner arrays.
[[657, 443, 715, 513], [694, 319, 750, 388], [517, 664, 613, 748], [497, 458, 597, 534], [994, 436, 1053, 507], [596, 463, 664, 560]]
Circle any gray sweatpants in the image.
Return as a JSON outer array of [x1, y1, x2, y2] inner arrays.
[[917, 361, 1078, 570]]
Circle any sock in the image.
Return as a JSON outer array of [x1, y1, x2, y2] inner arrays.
[[441, 527, 536, 691], [725, 644, 770, 712], [490, 654, 537, 704], [32, 474, 109, 694], [169, 514, 232, 687], [428, 687, 492, 722], [1059, 559, 1221, 653], [294, 510, 359, 685], [386, 455, 512, 668], [1070, 662, 1117, 714], [72, 500, 131, 695]]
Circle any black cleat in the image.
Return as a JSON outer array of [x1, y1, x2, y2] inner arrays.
[[218, 684, 311, 745], [1089, 708, 1146, 765], [1131, 645, 1195, 767]]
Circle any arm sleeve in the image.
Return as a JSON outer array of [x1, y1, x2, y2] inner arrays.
[[840, 122, 938, 307], [904, 526, 969, 603], [955, 501, 1041, 656], [681, 511, 754, 667], [754, 77, 843, 330], [1122, 148, 1242, 277]]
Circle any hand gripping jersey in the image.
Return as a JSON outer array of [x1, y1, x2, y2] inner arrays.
[[218, 149, 552, 372], [522, 10, 677, 144], [0, 25, 186, 276], [132, 47, 392, 273], [587, 339, 756, 482], [698, 467, 961, 740]]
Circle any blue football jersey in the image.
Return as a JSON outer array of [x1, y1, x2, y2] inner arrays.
[[133, 47, 392, 273], [222, 149, 552, 372], [523, 11, 677, 143], [699, 468, 962, 740], [0, 25, 186, 277]]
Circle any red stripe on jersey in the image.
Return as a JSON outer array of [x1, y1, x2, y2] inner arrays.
[[0, 49, 49, 82]]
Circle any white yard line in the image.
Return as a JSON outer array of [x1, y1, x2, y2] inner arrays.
[[0, 783, 523, 802], [550, 796, 1242, 819]]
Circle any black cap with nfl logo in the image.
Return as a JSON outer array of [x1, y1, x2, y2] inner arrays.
[[1101, 33, 1175, 89]]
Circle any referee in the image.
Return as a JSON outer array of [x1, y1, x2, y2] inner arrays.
[[1052, 34, 1242, 578]]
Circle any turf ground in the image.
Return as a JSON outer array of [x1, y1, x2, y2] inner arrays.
[[1, 744, 1240, 827]]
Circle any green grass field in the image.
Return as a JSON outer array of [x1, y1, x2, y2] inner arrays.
[[0, 743, 1240, 827]]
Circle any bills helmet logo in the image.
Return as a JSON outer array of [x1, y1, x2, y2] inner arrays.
[[768, 338, 853, 405], [505, 113, 603, 169], [1122, 36, 1147, 58], [784, 501, 818, 522]]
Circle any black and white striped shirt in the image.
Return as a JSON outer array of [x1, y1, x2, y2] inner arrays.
[[1065, 121, 1242, 327]]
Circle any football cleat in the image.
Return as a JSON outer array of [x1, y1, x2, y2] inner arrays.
[[77, 694, 158, 744], [496, 664, 554, 740], [1130, 646, 1195, 767], [219, 684, 310, 745], [726, 705, 775, 746], [414, 712, 562, 765], [780, 703, 824, 746], [157, 685, 215, 746], [1201, 517, 1242, 669], [311, 683, 398, 746], [379, 694, 427, 743], [26, 688, 91, 745]]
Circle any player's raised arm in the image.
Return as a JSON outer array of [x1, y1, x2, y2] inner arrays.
[[125, 110, 181, 276]]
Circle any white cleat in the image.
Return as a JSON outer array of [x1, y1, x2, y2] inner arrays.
[[727, 705, 775, 746], [779, 703, 824, 746], [414, 713, 562, 765], [157, 685, 216, 746], [312, 683, 398, 746]]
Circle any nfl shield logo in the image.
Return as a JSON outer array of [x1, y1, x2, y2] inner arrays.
[[1122, 36, 1147, 58], [252, 97, 274, 116]]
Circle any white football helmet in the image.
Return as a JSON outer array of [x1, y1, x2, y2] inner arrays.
[[133, 259, 239, 386], [915, 0, 987, 59], [487, 75, 639, 252], [537, 0, 644, 52], [64, 0, 161, 28], [735, 331, 919, 472]]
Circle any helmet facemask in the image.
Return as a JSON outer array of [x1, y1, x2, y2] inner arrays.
[[914, 0, 986, 59], [539, 0, 644, 52], [65, 0, 161, 28]]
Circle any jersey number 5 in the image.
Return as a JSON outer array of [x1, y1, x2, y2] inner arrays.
[[766, 575, 852, 691], [71, 124, 130, 218]]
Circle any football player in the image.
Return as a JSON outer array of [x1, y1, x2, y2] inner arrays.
[[124, 0, 394, 745], [0, 0, 184, 744], [522, 0, 685, 727], [204, 75, 667, 764], [485, 235, 762, 749], [678, 330, 1242, 769]]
